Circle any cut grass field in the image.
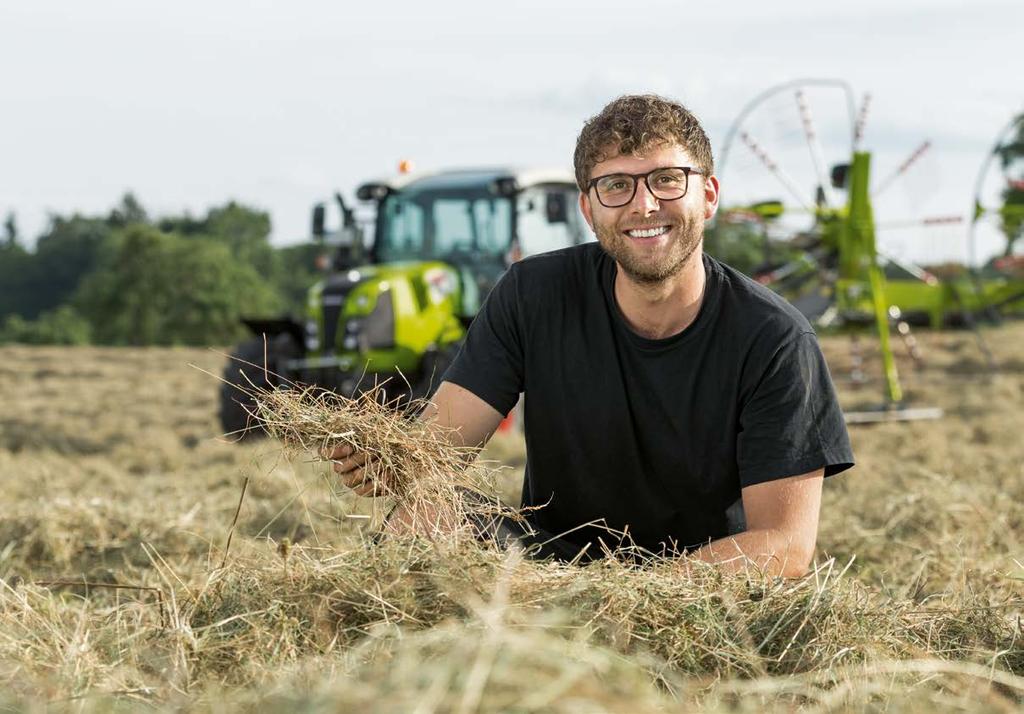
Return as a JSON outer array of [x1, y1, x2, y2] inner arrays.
[[0, 323, 1021, 712]]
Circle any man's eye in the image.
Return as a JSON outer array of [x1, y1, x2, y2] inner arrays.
[[654, 173, 684, 186]]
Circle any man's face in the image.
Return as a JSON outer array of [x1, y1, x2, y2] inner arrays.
[[579, 143, 720, 285]]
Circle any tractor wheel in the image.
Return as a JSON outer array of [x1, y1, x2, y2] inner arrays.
[[219, 336, 297, 440]]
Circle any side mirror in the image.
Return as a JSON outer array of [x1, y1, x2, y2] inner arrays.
[[489, 177, 519, 197], [312, 203, 326, 238], [545, 192, 568, 224]]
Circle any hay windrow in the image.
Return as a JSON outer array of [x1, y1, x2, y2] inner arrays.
[[182, 538, 1023, 686], [1, 325, 1024, 711], [6, 538, 1016, 711]]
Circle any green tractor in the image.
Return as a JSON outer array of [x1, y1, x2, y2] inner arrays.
[[220, 167, 587, 437]]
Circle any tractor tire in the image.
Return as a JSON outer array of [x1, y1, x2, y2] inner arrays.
[[219, 336, 297, 440]]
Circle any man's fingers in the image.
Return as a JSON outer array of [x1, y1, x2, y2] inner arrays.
[[350, 471, 394, 498], [352, 480, 379, 497], [322, 443, 354, 461], [332, 451, 370, 476], [341, 464, 373, 487], [340, 468, 361, 489], [325, 447, 390, 497]]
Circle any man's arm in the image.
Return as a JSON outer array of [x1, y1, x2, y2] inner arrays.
[[329, 381, 505, 496], [689, 469, 824, 578], [418, 381, 506, 447]]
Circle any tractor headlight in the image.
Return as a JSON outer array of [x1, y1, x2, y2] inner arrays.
[[305, 319, 320, 351], [341, 320, 361, 352]]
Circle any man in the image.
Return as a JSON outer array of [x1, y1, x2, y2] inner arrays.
[[330, 95, 854, 576]]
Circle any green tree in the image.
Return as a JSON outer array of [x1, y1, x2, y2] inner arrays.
[[1, 196, 306, 344], [76, 225, 281, 345], [0, 231, 31, 318], [3, 212, 18, 248], [160, 200, 277, 274], [19, 214, 115, 319], [0, 198, 135, 320], [704, 220, 772, 275], [0, 305, 92, 345], [996, 113, 1024, 257], [200, 201, 275, 272], [106, 192, 149, 228], [160, 200, 315, 314], [271, 242, 322, 314], [999, 185, 1024, 257], [156, 211, 206, 237]]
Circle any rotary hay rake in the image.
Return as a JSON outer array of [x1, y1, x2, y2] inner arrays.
[[714, 79, 1024, 423]]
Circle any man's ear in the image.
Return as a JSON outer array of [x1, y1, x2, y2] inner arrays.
[[703, 174, 721, 221], [579, 191, 595, 232]]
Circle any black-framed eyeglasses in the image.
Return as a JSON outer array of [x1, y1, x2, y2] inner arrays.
[[586, 166, 704, 208]]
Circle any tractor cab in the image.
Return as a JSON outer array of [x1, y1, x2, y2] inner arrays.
[[359, 168, 586, 317]]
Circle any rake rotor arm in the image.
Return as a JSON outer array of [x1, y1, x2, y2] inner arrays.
[[876, 251, 939, 285], [719, 78, 857, 179], [853, 93, 871, 151], [875, 215, 963, 230], [795, 89, 837, 206], [740, 132, 815, 213], [872, 141, 931, 198], [753, 249, 826, 287]]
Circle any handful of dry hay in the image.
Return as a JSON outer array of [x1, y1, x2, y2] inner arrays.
[[248, 383, 516, 538]]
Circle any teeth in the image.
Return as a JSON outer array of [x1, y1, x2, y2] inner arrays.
[[626, 226, 669, 238]]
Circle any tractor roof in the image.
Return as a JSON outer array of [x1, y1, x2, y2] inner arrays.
[[357, 167, 577, 197]]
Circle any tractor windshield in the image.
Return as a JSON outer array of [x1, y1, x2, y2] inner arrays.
[[375, 188, 513, 264]]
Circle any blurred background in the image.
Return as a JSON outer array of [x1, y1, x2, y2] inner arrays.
[[1, 0, 1022, 346]]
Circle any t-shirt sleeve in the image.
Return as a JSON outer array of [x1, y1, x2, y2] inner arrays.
[[441, 266, 525, 417], [736, 331, 854, 487]]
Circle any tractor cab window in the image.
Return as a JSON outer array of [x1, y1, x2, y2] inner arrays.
[[376, 189, 513, 264], [516, 186, 589, 257], [378, 197, 426, 259]]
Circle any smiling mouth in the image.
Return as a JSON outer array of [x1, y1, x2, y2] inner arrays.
[[624, 225, 670, 239]]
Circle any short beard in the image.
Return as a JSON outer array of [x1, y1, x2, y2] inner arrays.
[[595, 213, 704, 285]]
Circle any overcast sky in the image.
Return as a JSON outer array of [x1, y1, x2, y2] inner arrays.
[[2, 0, 1021, 264]]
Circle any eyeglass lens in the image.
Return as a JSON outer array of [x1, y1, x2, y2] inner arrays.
[[595, 168, 689, 207]]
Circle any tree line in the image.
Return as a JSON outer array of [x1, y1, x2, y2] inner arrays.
[[0, 195, 320, 345], [0, 191, 770, 347]]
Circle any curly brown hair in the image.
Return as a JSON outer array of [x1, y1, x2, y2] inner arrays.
[[573, 94, 714, 192]]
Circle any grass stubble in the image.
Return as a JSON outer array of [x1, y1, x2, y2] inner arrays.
[[0, 325, 1021, 712]]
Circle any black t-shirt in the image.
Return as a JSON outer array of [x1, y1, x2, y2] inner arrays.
[[444, 243, 854, 556]]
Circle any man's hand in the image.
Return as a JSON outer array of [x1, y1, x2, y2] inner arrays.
[[323, 443, 392, 497], [324, 381, 505, 499]]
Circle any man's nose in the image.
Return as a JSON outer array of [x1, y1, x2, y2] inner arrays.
[[628, 179, 660, 214]]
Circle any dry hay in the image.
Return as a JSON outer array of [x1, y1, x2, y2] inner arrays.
[[248, 382, 527, 543], [2, 541, 1021, 713], [227, 382, 1022, 676], [183, 540, 1022, 679], [0, 324, 1023, 711]]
